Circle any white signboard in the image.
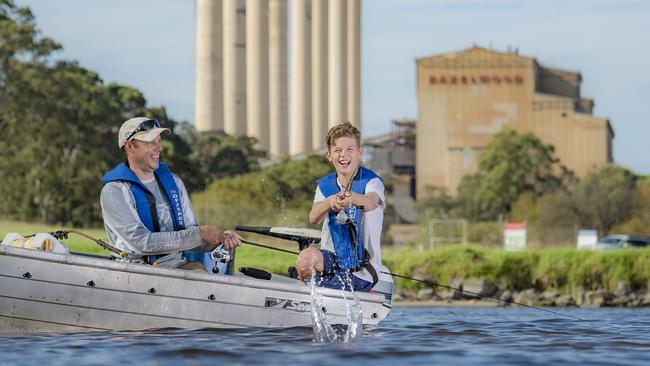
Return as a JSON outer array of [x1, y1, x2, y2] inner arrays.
[[504, 222, 526, 251], [577, 229, 598, 249]]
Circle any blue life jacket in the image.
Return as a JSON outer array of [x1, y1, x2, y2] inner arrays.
[[317, 167, 381, 271], [102, 162, 186, 232]]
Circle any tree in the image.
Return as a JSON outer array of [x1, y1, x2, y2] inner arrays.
[[610, 176, 650, 236], [531, 164, 638, 242], [0, 1, 200, 226], [455, 128, 573, 220], [190, 132, 266, 183], [567, 164, 636, 235]]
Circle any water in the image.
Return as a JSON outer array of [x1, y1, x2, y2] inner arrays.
[[309, 276, 363, 343], [2, 307, 650, 365]]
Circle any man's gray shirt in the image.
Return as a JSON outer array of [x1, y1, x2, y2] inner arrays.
[[100, 173, 207, 268]]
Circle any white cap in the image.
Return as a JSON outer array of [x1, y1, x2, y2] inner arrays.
[[118, 117, 171, 148]]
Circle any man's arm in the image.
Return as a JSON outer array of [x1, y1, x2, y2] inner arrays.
[[176, 175, 241, 250]]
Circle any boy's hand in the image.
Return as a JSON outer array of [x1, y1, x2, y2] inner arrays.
[[336, 192, 353, 208], [327, 194, 349, 212]]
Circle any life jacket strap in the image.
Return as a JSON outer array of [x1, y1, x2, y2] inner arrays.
[[143, 188, 160, 233], [362, 248, 379, 285]]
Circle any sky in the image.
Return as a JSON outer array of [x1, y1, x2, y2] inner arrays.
[[18, 0, 650, 174]]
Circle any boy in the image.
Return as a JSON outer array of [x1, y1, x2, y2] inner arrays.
[[295, 122, 385, 292]]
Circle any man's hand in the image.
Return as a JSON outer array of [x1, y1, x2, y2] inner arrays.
[[199, 226, 243, 251], [222, 230, 243, 250], [199, 225, 225, 250]]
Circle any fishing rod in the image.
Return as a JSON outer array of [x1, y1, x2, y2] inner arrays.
[[385, 271, 583, 321], [241, 239, 299, 255]]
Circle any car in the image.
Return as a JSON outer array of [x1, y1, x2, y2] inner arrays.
[[594, 234, 650, 250]]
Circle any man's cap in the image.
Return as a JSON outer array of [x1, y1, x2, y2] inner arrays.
[[118, 117, 171, 148]]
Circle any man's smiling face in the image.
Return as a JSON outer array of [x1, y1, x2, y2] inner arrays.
[[128, 135, 162, 173]]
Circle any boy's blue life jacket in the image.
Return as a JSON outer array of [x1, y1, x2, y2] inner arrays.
[[317, 166, 381, 273], [102, 162, 186, 233]]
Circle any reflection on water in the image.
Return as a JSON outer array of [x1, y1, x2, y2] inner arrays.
[[2, 307, 650, 365]]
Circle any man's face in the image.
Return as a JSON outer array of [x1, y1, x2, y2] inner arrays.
[[126, 135, 162, 173], [326, 136, 363, 176]]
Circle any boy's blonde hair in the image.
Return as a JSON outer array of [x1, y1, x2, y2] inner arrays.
[[326, 122, 361, 150]]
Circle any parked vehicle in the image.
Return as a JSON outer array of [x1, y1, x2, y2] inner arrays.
[[594, 234, 650, 250]]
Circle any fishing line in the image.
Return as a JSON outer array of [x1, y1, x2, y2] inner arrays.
[[238, 239, 582, 321], [384, 271, 583, 321], [38, 230, 582, 320]]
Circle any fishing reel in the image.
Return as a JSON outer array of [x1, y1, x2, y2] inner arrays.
[[184, 245, 235, 275], [210, 245, 232, 264]]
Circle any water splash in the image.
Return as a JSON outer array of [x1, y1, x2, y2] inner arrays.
[[309, 277, 337, 343], [343, 291, 363, 342], [309, 275, 364, 343]]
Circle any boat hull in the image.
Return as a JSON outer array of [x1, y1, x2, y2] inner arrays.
[[0, 246, 391, 332]]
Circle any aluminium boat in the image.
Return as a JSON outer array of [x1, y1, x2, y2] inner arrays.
[[0, 227, 393, 332]]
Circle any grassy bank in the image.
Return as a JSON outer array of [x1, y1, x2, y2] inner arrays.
[[383, 245, 650, 293], [4, 221, 650, 293]]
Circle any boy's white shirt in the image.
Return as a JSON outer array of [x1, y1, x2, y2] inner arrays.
[[313, 177, 385, 283]]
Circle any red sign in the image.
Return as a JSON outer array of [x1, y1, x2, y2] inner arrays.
[[429, 74, 523, 85], [504, 222, 526, 229]]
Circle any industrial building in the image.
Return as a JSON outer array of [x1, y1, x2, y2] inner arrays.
[[416, 46, 614, 196]]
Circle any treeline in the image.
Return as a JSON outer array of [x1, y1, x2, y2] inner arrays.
[[418, 128, 650, 245], [0, 1, 264, 227]]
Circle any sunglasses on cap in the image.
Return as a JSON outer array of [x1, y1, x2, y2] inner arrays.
[[125, 119, 162, 142]]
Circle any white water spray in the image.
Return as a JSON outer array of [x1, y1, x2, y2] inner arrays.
[[309, 274, 363, 343]]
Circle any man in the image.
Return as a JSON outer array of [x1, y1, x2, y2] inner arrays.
[[100, 117, 241, 269], [295, 122, 386, 291]]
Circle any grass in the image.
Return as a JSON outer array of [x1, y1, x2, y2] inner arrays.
[[0, 220, 110, 255]]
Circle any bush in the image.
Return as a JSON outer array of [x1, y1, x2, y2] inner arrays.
[[468, 221, 501, 245]]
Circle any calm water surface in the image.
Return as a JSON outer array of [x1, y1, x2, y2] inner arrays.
[[1, 307, 649, 365]]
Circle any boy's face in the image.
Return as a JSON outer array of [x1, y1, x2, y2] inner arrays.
[[326, 136, 363, 176]]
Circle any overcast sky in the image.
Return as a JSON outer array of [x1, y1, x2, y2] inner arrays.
[[18, 0, 650, 174]]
